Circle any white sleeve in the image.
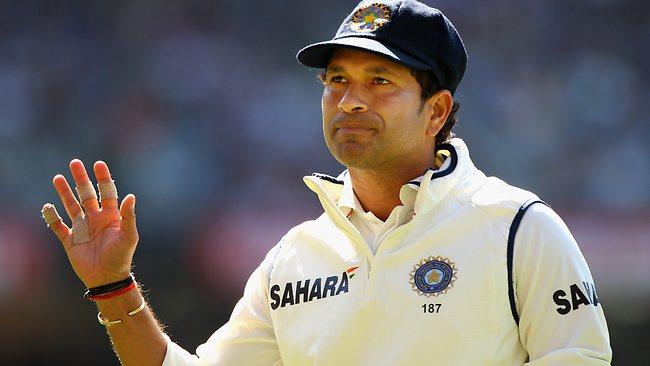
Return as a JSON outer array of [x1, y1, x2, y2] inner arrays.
[[162, 245, 283, 366], [514, 204, 612, 365]]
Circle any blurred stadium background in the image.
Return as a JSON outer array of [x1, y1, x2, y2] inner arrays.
[[0, 1, 647, 364]]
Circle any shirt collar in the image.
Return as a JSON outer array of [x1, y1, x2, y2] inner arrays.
[[338, 171, 364, 214], [337, 150, 451, 214]]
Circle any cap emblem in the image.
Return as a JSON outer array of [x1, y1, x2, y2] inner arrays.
[[350, 3, 391, 32]]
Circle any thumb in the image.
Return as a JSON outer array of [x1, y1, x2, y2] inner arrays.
[[120, 194, 138, 236]]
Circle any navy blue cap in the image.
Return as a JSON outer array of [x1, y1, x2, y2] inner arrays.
[[297, 0, 468, 94]]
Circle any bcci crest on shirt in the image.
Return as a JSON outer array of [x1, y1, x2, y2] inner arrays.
[[410, 256, 457, 297]]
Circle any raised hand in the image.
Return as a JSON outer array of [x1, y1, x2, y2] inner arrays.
[[42, 159, 139, 288]]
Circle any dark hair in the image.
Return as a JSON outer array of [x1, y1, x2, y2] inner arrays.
[[410, 69, 460, 147], [317, 68, 460, 147]]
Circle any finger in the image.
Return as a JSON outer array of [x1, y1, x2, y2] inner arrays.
[[119, 194, 138, 239], [52, 175, 90, 245], [41, 203, 73, 249], [93, 161, 119, 210], [70, 159, 100, 212], [53, 174, 83, 222]]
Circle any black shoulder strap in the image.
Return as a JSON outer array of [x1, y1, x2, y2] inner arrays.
[[507, 199, 549, 325]]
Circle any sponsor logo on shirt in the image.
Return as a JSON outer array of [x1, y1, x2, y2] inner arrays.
[[410, 256, 457, 297], [553, 281, 600, 315], [270, 267, 359, 310]]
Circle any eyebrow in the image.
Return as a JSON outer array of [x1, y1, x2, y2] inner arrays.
[[326, 64, 401, 78], [326, 65, 345, 74], [365, 66, 399, 77]]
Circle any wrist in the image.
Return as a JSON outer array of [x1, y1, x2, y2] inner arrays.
[[80, 267, 133, 289], [97, 296, 146, 327], [84, 273, 135, 301], [94, 286, 146, 324]]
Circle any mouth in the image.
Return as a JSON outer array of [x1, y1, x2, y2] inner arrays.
[[330, 114, 380, 136], [336, 125, 375, 133]]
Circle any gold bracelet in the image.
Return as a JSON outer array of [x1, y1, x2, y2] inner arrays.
[[97, 312, 122, 326], [97, 297, 146, 327]]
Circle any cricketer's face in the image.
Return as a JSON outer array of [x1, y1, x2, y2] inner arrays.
[[321, 49, 434, 172]]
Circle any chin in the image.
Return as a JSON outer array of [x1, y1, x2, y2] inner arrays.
[[335, 152, 378, 170], [327, 139, 379, 168]]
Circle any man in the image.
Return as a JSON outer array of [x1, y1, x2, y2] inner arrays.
[[42, 1, 612, 365]]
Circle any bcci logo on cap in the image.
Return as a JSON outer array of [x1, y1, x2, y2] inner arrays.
[[410, 256, 457, 297], [350, 3, 391, 32]]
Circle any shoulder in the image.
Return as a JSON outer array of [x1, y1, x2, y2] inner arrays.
[[471, 176, 540, 211], [464, 176, 541, 239], [266, 215, 331, 261], [256, 218, 317, 268], [519, 204, 571, 236], [515, 204, 584, 261]]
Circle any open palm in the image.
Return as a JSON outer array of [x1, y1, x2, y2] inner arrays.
[[43, 159, 138, 288]]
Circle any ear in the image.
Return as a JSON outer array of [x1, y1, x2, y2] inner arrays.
[[424, 89, 453, 137]]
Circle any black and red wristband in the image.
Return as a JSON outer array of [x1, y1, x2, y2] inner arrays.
[[84, 274, 135, 300]]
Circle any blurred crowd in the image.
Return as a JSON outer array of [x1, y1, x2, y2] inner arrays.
[[0, 1, 647, 364]]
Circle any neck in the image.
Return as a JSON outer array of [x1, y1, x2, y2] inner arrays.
[[348, 155, 434, 221]]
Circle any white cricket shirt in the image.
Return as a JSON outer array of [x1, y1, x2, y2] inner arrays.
[[162, 138, 612, 365]]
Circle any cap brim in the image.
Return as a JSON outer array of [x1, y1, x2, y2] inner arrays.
[[297, 36, 430, 71]]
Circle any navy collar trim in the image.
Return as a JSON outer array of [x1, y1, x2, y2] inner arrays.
[[311, 172, 344, 185], [407, 142, 458, 186]]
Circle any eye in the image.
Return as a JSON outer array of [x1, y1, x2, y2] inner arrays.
[[329, 75, 348, 83], [373, 77, 391, 85]]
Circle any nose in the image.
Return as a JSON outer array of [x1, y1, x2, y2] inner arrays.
[[338, 84, 368, 113]]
